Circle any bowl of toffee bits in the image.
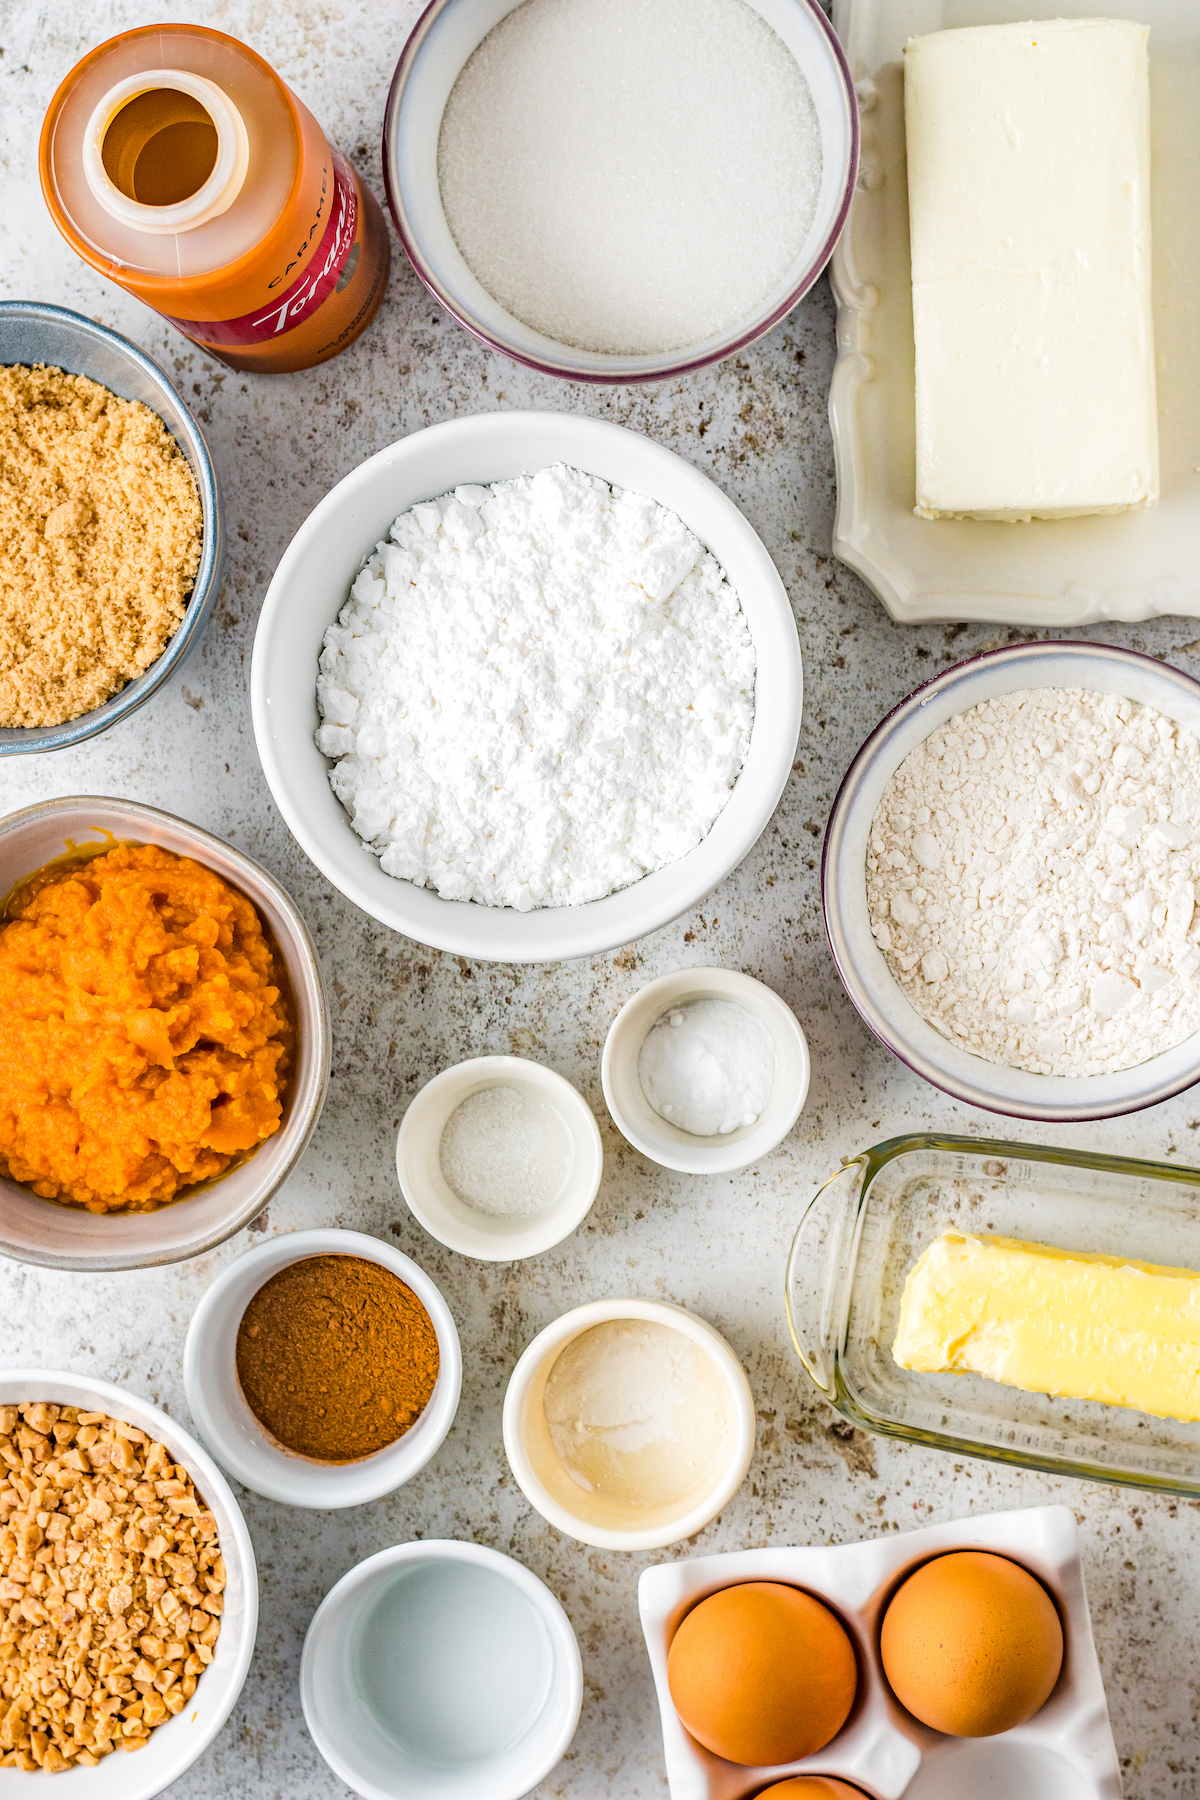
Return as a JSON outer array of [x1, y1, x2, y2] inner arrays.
[[183, 1229, 463, 1508], [0, 1372, 256, 1795]]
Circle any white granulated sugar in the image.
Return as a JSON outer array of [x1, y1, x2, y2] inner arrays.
[[315, 463, 755, 910], [867, 688, 1200, 1076], [437, 0, 822, 356]]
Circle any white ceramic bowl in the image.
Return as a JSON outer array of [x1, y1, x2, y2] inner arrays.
[[397, 1055, 603, 1260], [502, 1298, 755, 1551], [300, 1538, 582, 1800], [823, 642, 1200, 1121], [251, 410, 801, 961], [182, 1229, 462, 1507], [0, 1369, 256, 1800], [601, 967, 810, 1173], [381, 0, 858, 384], [0, 796, 330, 1271]]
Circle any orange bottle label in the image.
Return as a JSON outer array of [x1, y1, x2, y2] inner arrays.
[[162, 146, 359, 347]]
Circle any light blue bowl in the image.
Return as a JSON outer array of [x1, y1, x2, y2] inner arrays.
[[0, 300, 224, 755]]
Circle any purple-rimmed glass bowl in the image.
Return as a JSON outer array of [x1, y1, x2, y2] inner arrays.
[[822, 641, 1200, 1122], [382, 0, 858, 385]]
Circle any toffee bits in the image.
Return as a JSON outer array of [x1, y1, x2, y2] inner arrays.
[[0, 1403, 224, 1771], [235, 1255, 440, 1463]]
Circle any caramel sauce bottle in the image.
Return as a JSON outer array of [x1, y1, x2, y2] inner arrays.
[[40, 24, 390, 373]]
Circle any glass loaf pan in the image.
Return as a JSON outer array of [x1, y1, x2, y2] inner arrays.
[[786, 1134, 1200, 1496]]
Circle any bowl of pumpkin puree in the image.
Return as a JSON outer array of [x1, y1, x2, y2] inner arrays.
[[0, 797, 330, 1270]]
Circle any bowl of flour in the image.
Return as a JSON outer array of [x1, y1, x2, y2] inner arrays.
[[823, 642, 1200, 1120], [251, 411, 800, 960]]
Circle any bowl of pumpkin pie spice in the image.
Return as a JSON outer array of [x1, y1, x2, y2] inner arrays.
[[0, 301, 222, 754], [183, 1228, 463, 1509]]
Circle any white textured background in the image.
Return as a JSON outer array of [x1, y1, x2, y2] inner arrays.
[[2, 3, 1199, 1794]]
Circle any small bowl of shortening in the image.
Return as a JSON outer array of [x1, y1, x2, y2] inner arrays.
[[383, 0, 857, 382], [183, 1228, 462, 1507], [503, 1298, 756, 1551], [602, 967, 809, 1173], [397, 1055, 604, 1260], [301, 1538, 582, 1800]]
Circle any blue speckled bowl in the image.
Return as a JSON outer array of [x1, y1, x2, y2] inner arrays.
[[0, 300, 224, 755]]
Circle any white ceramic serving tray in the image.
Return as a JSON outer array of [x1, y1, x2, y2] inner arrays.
[[639, 1504, 1121, 1800], [830, 0, 1200, 625]]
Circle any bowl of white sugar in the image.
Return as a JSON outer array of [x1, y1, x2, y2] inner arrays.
[[824, 642, 1200, 1121], [382, 0, 857, 382], [251, 410, 801, 961]]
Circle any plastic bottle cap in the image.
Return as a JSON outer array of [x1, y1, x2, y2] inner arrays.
[[82, 68, 250, 235]]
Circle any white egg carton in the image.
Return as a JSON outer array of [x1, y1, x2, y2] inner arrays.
[[638, 1505, 1122, 1800]]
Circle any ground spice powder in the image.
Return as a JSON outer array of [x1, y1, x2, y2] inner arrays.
[[235, 1254, 440, 1462]]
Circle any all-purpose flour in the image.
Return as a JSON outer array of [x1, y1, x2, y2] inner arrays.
[[315, 464, 755, 910], [867, 689, 1200, 1076]]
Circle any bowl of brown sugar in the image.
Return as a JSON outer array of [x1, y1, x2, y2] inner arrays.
[[0, 301, 223, 754], [183, 1229, 463, 1507]]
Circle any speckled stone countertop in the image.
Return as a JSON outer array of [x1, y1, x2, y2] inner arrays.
[[2, 5, 1199, 1796]]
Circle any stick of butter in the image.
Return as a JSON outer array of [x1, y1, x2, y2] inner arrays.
[[893, 1232, 1200, 1423], [904, 18, 1158, 522]]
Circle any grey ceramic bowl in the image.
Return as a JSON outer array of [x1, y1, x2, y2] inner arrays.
[[0, 300, 223, 755], [0, 796, 330, 1270]]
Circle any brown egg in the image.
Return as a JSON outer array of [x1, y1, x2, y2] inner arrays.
[[880, 1550, 1064, 1736], [666, 1581, 858, 1766], [756, 1781, 869, 1798]]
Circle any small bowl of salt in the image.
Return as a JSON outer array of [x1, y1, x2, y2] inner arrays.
[[397, 1055, 604, 1260], [602, 968, 809, 1173]]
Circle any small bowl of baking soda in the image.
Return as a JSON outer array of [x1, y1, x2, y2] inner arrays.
[[397, 1055, 604, 1261], [602, 968, 810, 1174]]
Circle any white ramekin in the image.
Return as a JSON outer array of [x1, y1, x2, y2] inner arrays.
[[300, 1538, 582, 1800], [251, 410, 801, 962], [182, 1229, 462, 1507], [0, 1370, 256, 1800], [0, 796, 330, 1272], [823, 642, 1200, 1121], [601, 968, 810, 1173], [397, 1055, 604, 1260], [502, 1298, 756, 1552]]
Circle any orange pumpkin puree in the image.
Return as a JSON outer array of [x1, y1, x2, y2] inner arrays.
[[0, 843, 291, 1212]]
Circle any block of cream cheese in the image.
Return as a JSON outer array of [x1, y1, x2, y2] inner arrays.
[[893, 1232, 1200, 1423], [904, 18, 1158, 522]]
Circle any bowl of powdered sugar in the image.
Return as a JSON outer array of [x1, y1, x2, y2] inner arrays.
[[252, 411, 800, 960], [381, 0, 857, 382], [824, 642, 1200, 1120]]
